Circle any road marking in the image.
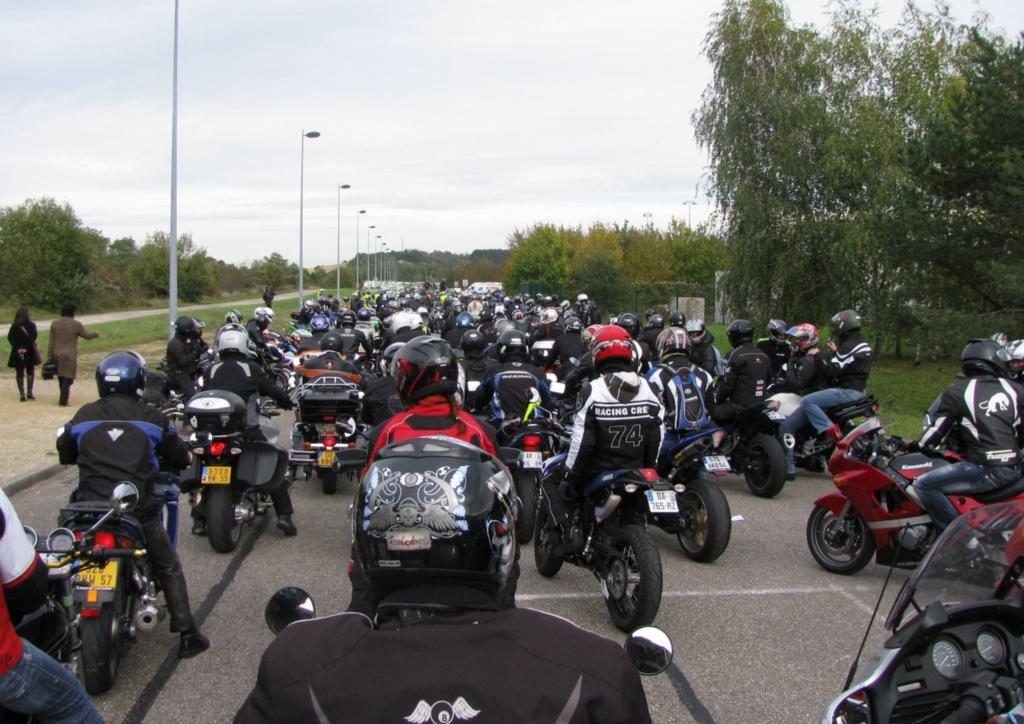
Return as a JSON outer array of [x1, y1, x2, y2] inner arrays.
[[517, 583, 880, 602]]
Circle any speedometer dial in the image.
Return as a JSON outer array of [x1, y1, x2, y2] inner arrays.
[[977, 631, 1005, 666], [931, 640, 963, 679]]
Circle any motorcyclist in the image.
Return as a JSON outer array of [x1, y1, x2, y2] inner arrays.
[[56, 351, 210, 658], [326, 310, 373, 361], [302, 332, 363, 382], [459, 330, 493, 409], [639, 314, 664, 357], [383, 310, 427, 347], [473, 329, 552, 427], [563, 323, 603, 398], [550, 316, 587, 380], [711, 319, 771, 424], [0, 488, 104, 723], [203, 328, 298, 537], [575, 293, 601, 326], [236, 440, 652, 724], [788, 309, 873, 443], [360, 342, 403, 427], [912, 339, 1024, 533], [685, 320, 720, 376], [554, 325, 664, 555], [615, 312, 652, 373], [773, 324, 828, 395], [645, 328, 714, 473], [444, 312, 475, 349], [291, 299, 317, 326], [530, 307, 563, 344], [1006, 339, 1024, 382], [757, 319, 791, 378], [165, 316, 207, 398], [668, 310, 687, 329], [246, 307, 274, 351]]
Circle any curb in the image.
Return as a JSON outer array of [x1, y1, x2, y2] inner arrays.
[[2, 464, 64, 496]]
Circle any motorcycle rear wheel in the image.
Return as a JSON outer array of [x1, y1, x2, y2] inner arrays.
[[743, 433, 787, 498], [675, 478, 732, 563], [514, 469, 538, 545], [533, 497, 564, 578], [604, 525, 663, 632], [206, 486, 242, 553], [79, 592, 125, 694], [806, 504, 875, 574], [317, 468, 338, 495]]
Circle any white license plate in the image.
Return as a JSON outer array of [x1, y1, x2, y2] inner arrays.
[[765, 410, 785, 421], [703, 455, 731, 472], [519, 451, 543, 469], [646, 490, 679, 514]]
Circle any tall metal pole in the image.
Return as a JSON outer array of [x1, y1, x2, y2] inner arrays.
[[355, 210, 365, 291], [367, 225, 375, 282], [336, 183, 350, 299], [298, 130, 320, 307], [168, 0, 180, 340]]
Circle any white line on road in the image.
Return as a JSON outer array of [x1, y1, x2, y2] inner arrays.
[[517, 583, 880, 602]]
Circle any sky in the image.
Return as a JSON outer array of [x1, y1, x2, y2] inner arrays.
[[2, 1, 1022, 268]]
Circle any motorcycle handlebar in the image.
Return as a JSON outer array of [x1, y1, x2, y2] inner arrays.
[[939, 696, 986, 724]]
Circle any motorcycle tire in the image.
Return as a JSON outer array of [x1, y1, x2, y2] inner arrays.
[[675, 478, 732, 563], [318, 468, 338, 495], [533, 497, 564, 578], [807, 504, 875, 575], [206, 486, 242, 553], [604, 525, 663, 633], [514, 469, 538, 545], [743, 433, 787, 498], [79, 594, 124, 694]]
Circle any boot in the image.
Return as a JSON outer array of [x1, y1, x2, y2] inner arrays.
[[25, 373, 34, 400], [178, 628, 210, 659], [16, 377, 25, 402], [824, 424, 843, 441], [276, 514, 297, 536]]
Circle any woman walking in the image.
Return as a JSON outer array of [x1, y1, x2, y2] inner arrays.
[[7, 307, 39, 401], [47, 303, 99, 407]]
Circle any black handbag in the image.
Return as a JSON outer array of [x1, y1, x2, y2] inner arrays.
[[42, 360, 57, 380]]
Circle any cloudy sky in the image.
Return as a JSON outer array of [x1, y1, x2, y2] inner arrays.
[[2, 1, 1021, 267]]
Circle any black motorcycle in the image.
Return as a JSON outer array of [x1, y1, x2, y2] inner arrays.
[[288, 374, 367, 495], [181, 390, 289, 552], [716, 402, 789, 498], [768, 392, 878, 472]]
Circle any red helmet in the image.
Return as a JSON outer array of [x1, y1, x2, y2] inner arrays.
[[656, 328, 689, 360], [590, 325, 635, 370], [786, 323, 819, 351], [582, 323, 605, 344]]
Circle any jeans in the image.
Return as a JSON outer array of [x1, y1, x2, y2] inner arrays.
[[0, 640, 102, 724], [913, 462, 1021, 531], [779, 388, 865, 475]]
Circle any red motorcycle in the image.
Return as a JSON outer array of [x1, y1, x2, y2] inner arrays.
[[806, 417, 1024, 574]]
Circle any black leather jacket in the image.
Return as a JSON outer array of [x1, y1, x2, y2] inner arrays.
[[920, 376, 1024, 466], [714, 342, 771, 410]]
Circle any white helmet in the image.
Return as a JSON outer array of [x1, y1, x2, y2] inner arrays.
[[577, 293, 588, 302], [391, 310, 421, 332], [216, 328, 250, 356], [255, 306, 274, 321], [1007, 339, 1024, 362]]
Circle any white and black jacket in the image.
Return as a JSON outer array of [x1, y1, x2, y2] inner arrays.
[[826, 332, 873, 391], [565, 371, 664, 488], [920, 375, 1024, 467]]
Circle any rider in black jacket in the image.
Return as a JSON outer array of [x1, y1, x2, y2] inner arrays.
[[236, 433, 652, 724], [772, 323, 828, 395], [326, 310, 373, 360], [549, 317, 587, 380], [473, 330, 552, 427], [360, 343, 403, 427], [57, 351, 209, 658], [756, 319, 791, 378], [165, 316, 206, 398], [685, 320, 719, 376], [712, 320, 771, 423], [913, 339, 1024, 532]]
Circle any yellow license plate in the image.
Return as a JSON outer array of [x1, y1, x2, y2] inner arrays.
[[318, 451, 335, 467], [201, 466, 232, 484], [76, 560, 119, 590]]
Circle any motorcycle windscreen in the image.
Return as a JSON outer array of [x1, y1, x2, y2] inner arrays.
[[236, 442, 288, 491]]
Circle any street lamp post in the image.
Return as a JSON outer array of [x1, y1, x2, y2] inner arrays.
[[366, 225, 376, 282], [168, 0, 180, 340], [375, 235, 382, 282], [682, 200, 697, 228], [355, 209, 366, 291], [336, 183, 351, 299], [298, 130, 320, 307], [381, 242, 388, 283], [642, 211, 653, 229]]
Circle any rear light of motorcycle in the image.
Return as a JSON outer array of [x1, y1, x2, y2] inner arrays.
[[323, 436, 337, 449], [522, 434, 542, 451], [639, 468, 659, 482], [94, 531, 116, 551], [209, 441, 227, 457], [81, 608, 101, 618], [323, 416, 336, 422], [118, 536, 135, 549]]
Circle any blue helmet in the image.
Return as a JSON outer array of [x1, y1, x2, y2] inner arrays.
[[456, 312, 475, 329], [357, 307, 372, 321], [96, 351, 147, 398], [310, 313, 331, 333]]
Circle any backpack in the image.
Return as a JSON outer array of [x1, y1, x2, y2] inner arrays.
[[651, 364, 710, 432]]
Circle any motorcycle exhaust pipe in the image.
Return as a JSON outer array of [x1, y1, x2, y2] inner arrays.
[[135, 604, 163, 631]]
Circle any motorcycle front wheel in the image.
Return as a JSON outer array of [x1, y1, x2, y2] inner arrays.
[[675, 478, 732, 563], [807, 504, 875, 574], [743, 433, 787, 498], [206, 486, 242, 553], [604, 525, 663, 633]]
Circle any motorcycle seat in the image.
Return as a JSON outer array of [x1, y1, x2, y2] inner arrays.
[[967, 476, 1024, 504], [827, 395, 878, 420]]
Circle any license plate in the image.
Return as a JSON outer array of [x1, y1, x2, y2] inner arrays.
[[703, 455, 731, 472], [519, 451, 543, 469], [201, 466, 232, 484], [646, 490, 679, 514], [318, 450, 336, 467], [76, 560, 119, 590], [765, 410, 785, 421]]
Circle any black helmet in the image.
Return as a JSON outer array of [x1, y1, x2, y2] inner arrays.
[[319, 330, 345, 353], [96, 351, 147, 398], [353, 436, 517, 599], [379, 341, 404, 376], [563, 316, 583, 333], [830, 309, 862, 337], [648, 314, 664, 330], [174, 316, 196, 337], [339, 310, 356, 327], [496, 329, 529, 362], [668, 310, 686, 329], [767, 319, 787, 342], [961, 339, 1010, 378], [616, 312, 641, 339], [393, 336, 460, 404], [460, 330, 486, 357], [726, 319, 754, 348]]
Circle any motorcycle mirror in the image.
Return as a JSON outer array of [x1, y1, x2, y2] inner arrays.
[[111, 482, 140, 513], [624, 626, 674, 676], [265, 587, 317, 634]]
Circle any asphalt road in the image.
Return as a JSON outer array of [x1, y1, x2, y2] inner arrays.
[[11, 415, 910, 724]]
